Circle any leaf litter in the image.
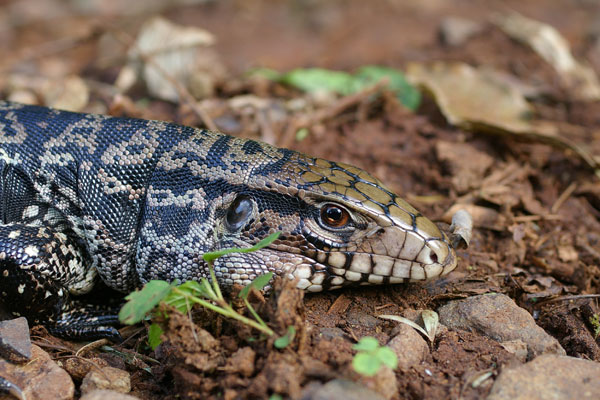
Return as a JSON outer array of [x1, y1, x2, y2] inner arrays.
[[1, 1, 600, 399]]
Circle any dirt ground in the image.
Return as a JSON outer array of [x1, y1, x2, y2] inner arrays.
[[1, 0, 600, 399]]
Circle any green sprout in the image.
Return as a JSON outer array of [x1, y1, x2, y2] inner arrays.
[[352, 336, 398, 377], [118, 232, 293, 349], [590, 314, 600, 339]]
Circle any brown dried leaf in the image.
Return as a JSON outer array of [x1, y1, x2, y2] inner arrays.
[[494, 12, 600, 101], [406, 62, 598, 169], [120, 16, 226, 102]]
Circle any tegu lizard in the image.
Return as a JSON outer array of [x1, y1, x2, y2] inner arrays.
[[0, 101, 458, 340]]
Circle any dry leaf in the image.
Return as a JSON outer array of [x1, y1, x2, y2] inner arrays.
[[407, 62, 597, 169], [494, 12, 600, 101], [436, 141, 494, 193], [119, 16, 226, 102]]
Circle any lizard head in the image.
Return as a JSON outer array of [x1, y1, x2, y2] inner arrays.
[[209, 153, 457, 292], [137, 134, 457, 292]]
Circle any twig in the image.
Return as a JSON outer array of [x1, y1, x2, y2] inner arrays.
[[513, 214, 563, 222], [551, 182, 577, 213], [280, 80, 388, 148], [535, 294, 600, 307], [75, 339, 109, 357]]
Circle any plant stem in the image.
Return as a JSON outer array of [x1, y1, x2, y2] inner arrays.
[[244, 298, 269, 329], [208, 262, 224, 301], [170, 287, 275, 336]]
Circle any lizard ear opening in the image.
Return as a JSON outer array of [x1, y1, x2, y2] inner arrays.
[[225, 195, 253, 231]]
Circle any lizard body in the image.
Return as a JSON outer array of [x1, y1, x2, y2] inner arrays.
[[0, 101, 457, 339]]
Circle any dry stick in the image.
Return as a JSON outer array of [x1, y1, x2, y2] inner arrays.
[[280, 80, 388, 148], [551, 182, 577, 213], [110, 28, 218, 131], [75, 339, 109, 357], [513, 214, 563, 222], [103, 344, 160, 365], [535, 294, 600, 307]]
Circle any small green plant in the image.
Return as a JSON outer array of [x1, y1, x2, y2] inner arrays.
[[250, 65, 421, 110], [352, 336, 398, 377], [119, 232, 293, 349], [590, 313, 600, 339]]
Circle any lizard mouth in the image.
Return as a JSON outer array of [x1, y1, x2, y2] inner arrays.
[[268, 239, 457, 293]]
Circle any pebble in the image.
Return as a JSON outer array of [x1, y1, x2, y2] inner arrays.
[[0, 344, 74, 400], [387, 323, 430, 370], [438, 293, 565, 359], [318, 327, 346, 340], [346, 310, 381, 328], [80, 389, 140, 400], [80, 366, 131, 395], [358, 366, 398, 400], [300, 379, 386, 400], [0, 317, 31, 363], [487, 354, 600, 400]]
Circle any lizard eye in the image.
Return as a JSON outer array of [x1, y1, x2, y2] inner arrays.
[[226, 195, 253, 231], [320, 203, 350, 228]]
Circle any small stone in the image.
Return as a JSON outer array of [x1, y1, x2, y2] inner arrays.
[[318, 327, 345, 340], [346, 310, 380, 328], [439, 16, 483, 46], [300, 379, 386, 400], [80, 389, 139, 400], [387, 323, 430, 370], [0, 317, 31, 362], [438, 293, 565, 359], [64, 357, 109, 381], [80, 366, 131, 395], [0, 344, 74, 400], [487, 354, 600, 400], [358, 366, 398, 400], [499, 340, 528, 363]]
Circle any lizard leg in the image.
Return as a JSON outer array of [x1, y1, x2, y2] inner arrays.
[[0, 223, 121, 341]]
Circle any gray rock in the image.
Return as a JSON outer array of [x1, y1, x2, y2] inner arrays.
[[387, 323, 429, 370], [439, 16, 483, 46], [487, 354, 600, 400], [81, 389, 139, 400], [318, 327, 346, 340], [346, 310, 381, 328], [80, 366, 131, 395], [0, 317, 31, 362], [0, 344, 74, 400], [438, 293, 565, 359], [300, 379, 386, 400]]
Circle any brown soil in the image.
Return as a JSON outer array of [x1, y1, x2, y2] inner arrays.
[[1, 0, 600, 399]]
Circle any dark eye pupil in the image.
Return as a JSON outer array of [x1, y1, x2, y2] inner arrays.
[[226, 196, 252, 230], [325, 207, 343, 221], [320, 204, 350, 228]]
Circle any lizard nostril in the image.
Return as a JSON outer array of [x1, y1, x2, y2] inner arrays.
[[430, 252, 438, 264]]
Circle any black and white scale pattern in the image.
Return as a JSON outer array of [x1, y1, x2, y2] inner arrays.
[[0, 101, 457, 339]]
